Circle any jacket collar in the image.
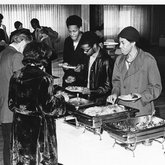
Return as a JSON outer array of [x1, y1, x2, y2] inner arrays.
[[94, 47, 104, 59], [118, 48, 145, 79]]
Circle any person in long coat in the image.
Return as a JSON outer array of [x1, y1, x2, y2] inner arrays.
[[107, 26, 162, 117], [8, 41, 66, 165]]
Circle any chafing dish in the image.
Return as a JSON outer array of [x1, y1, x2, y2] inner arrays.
[[67, 103, 139, 136], [103, 116, 165, 156]]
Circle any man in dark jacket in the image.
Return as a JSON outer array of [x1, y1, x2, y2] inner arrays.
[[80, 31, 114, 102], [62, 15, 87, 87], [30, 18, 59, 75]]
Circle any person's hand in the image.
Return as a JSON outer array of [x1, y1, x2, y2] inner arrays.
[[62, 63, 69, 70], [65, 76, 76, 83], [74, 64, 83, 72], [56, 91, 69, 102], [99, 42, 104, 48], [82, 87, 91, 95], [106, 94, 117, 104]]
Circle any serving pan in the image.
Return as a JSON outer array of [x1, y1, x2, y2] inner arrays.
[[103, 116, 165, 144], [68, 104, 139, 129]]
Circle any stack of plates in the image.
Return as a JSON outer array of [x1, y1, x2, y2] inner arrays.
[[104, 41, 118, 46]]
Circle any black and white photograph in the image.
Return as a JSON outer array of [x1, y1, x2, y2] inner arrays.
[[0, 0, 165, 165]]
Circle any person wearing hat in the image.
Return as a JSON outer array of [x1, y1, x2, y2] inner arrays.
[[107, 26, 162, 117]]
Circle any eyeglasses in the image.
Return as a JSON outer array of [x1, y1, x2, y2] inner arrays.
[[82, 47, 92, 54]]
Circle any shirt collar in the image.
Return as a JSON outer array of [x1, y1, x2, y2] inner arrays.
[[9, 43, 19, 52], [91, 46, 100, 59]]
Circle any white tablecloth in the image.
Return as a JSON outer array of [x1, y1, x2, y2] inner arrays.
[[56, 118, 165, 165]]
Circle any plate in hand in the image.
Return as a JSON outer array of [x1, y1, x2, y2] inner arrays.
[[118, 93, 141, 102], [59, 63, 76, 69], [69, 97, 89, 106], [65, 86, 84, 93]]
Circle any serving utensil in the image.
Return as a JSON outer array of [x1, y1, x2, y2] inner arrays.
[[114, 97, 120, 104]]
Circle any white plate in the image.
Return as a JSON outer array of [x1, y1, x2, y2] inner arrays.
[[63, 65, 76, 69], [104, 42, 118, 46], [69, 98, 89, 106], [118, 93, 141, 101], [58, 63, 76, 69], [65, 86, 84, 93]]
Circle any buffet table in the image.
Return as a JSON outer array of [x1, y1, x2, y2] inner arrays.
[[54, 86, 165, 165], [56, 118, 165, 165]]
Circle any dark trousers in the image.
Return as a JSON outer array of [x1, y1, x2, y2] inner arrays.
[[2, 123, 12, 165]]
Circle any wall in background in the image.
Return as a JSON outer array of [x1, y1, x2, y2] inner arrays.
[[90, 5, 103, 30], [0, 4, 90, 56], [151, 5, 165, 45], [90, 5, 165, 46], [1, 4, 165, 56]]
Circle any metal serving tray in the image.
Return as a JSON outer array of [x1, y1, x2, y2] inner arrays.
[[69, 105, 139, 129], [103, 116, 165, 144], [102, 116, 165, 156]]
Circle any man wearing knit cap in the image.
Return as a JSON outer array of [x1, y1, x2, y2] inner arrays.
[[107, 26, 162, 117]]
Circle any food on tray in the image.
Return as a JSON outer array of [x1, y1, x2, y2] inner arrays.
[[131, 95, 138, 99], [110, 116, 165, 132], [65, 86, 84, 93], [118, 93, 141, 101], [83, 104, 126, 116]]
